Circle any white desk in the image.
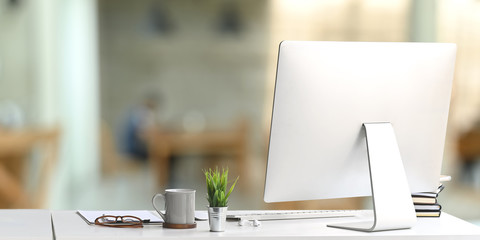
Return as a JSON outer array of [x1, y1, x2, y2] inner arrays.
[[51, 211, 480, 240], [0, 209, 52, 240]]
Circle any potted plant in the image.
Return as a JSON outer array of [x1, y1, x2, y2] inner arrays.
[[203, 167, 239, 232]]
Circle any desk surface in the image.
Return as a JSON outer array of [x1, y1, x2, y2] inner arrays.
[[51, 211, 480, 240], [0, 209, 52, 240]]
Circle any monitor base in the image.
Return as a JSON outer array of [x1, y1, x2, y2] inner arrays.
[[328, 122, 417, 232]]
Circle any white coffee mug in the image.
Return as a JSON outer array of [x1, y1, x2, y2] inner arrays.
[[152, 189, 196, 225]]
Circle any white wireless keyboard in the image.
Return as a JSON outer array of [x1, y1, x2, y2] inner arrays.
[[227, 209, 366, 221]]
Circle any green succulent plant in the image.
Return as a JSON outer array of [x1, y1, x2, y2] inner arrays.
[[203, 167, 239, 208]]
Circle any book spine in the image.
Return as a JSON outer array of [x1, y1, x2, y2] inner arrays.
[[416, 211, 441, 217], [414, 204, 442, 211]]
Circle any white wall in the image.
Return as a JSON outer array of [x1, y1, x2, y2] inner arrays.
[[0, 1, 31, 121]]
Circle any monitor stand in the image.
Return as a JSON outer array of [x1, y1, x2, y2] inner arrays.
[[328, 122, 417, 232]]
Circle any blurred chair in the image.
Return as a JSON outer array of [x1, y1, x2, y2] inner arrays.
[[100, 121, 145, 175], [0, 127, 60, 208], [100, 121, 120, 175], [147, 119, 248, 188], [457, 126, 480, 181]]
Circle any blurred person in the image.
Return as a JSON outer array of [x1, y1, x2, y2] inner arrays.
[[120, 93, 161, 162]]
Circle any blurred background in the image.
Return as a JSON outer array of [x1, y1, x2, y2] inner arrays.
[[1, 0, 480, 225]]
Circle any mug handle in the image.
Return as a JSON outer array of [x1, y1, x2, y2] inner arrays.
[[152, 193, 167, 222]]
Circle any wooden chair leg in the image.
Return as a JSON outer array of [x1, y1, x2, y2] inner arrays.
[[149, 138, 171, 189], [0, 165, 29, 208]]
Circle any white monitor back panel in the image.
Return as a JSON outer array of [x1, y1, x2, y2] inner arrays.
[[264, 41, 456, 202]]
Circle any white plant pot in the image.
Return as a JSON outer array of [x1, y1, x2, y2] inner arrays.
[[208, 206, 228, 232]]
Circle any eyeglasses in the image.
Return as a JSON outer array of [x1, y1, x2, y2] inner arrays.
[[94, 215, 144, 228]]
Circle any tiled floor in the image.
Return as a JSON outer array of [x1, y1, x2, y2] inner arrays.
[[73, 156, 265, 211]]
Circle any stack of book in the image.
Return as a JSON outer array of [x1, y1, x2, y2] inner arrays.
[[412, 184, 445, 217]]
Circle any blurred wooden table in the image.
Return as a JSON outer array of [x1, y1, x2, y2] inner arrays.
[[457, 128, 480, 163], [0, 128, 59, 208], [147, 123, 247, 188]]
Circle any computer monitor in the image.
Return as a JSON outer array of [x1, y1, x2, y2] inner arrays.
[[264, 41, 456, 231]]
